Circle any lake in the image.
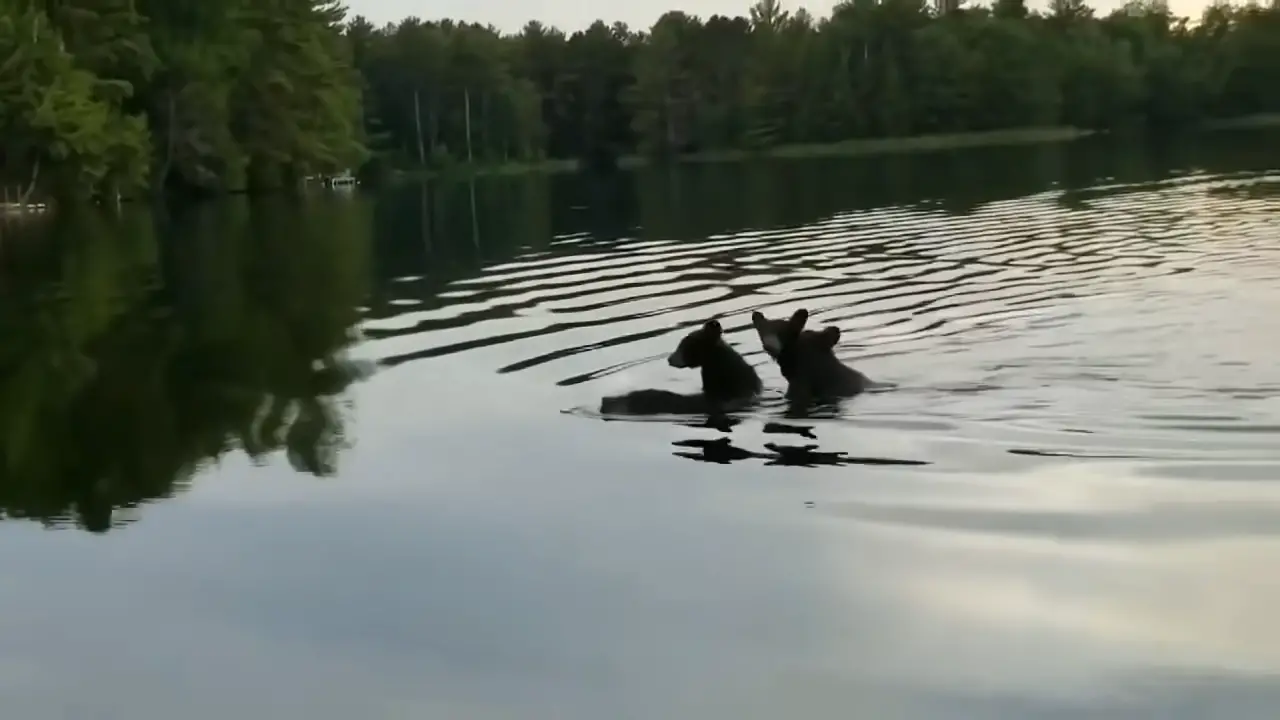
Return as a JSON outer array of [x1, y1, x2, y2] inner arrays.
[[3, 130, 1280, 719]]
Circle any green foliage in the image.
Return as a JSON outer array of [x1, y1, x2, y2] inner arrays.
[[0, 5, 151, 197], [0, 0, 366, 198], [349, 0, 1280, 169], [3, 0, 1278, 194]]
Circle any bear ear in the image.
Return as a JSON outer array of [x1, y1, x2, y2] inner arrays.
[[786, 308, 809, 334], [703, 319, 722, 337], [821, 325, 841, 348], [750, 311, 765, 327]]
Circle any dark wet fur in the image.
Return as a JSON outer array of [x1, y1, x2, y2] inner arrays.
[[751, 309, 869, 400], [600, 319, 761, 416], [599, 389, 716, 415]]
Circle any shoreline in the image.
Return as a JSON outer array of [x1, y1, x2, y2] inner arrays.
[[389, 114, 1280, 182], [1202, 113, 1280, 130], [17, 115, 1280, 207], [392, 126, 1096, 182], [665, 126, 1095, 163]]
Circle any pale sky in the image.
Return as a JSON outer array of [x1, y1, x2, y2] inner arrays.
[[342, 0, 1217, 34]]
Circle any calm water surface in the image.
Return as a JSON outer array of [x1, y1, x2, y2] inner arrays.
[[3, 132, 1280, 718]]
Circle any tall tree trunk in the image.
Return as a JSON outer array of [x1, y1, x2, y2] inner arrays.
[[428, 92, 439, 157], [18, 156, 40, 204], [464, 88, 474, 163], [413, 88, 426, 166], [154, 91, 177, 197], [420, 180, 431, 251], [468, 177, 479, 248], [481, 91, 490, 160]]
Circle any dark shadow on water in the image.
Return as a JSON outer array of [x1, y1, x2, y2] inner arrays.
[[1007, 448, 1144, 460], [762, 421, 817, 439], [0, 197, 375, 533], [672, 438, 760, 465], [780, 400, 847, 421], [672, 436, 929, 468], [567, 401, 927, 467], [690, 414, 742, 433]]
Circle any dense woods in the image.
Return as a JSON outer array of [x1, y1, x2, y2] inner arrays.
[[0, 0, 365, 200], [2, 0, 1280, 198], [353, 0, 1280, 171]]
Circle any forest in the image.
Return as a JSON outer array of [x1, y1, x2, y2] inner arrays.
[[2, 0, 1280, 198], [0, 0, 365, 200]]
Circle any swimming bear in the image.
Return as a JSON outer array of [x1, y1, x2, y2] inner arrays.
[[600, 318, 762, 415], [751, 308, 870, 399]]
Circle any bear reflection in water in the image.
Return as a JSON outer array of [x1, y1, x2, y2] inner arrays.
[[670, 422, 928, 468]]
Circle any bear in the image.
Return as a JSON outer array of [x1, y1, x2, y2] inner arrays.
[[751, 308, 869, 400], [600, 318, 762, 416]]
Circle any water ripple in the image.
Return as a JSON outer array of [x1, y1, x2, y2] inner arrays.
[[363, 168, 1280, 471]]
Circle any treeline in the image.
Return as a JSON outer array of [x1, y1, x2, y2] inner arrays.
[[0, 0, 365, 200], [351, 0, 1280, 170], [4, 0, 1279, 199]]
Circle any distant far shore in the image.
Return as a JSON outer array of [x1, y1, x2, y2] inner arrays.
[[391, 126, 1093, 181], [389, 115, 1280, 182]]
